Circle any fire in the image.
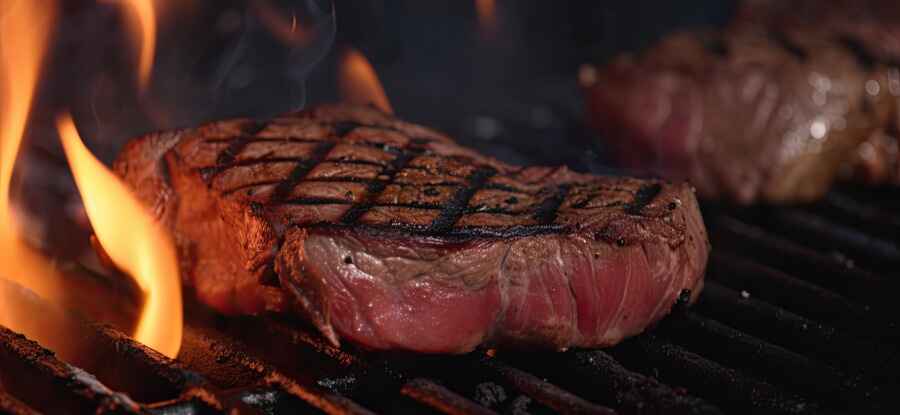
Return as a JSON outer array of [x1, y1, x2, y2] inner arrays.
[[338, 48, 394, 114], [0, 0, 181, 359], [253, 0, 315, 47], [0, 0, 65, 341], [119, 0, 157, 90], [57, 115, 183, 358], [476, 0, 497, 38]]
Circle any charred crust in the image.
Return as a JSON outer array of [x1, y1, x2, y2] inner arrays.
[[303, 221, 569, 241], [836, 35, 878, 70], [428, 167, 497, 234], [203, 120, 269, 179], [272, 142, 337, 200], [702, 35, 730, 57], [248, 201, 266, 216], [164, 105, 695, 255], [158, 154, 173, 188], [531, 184, 571, 225], [624, 183, 663, 215], [340, 144, 424, 225], [769, 31, 808, 61], [216, 137, 251, 166], [332, 121, 362, 137]]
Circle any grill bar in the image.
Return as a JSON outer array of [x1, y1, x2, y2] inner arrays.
[[176, 321, 374, 415], [819, 192, 900, 241], [694, 281, 890, 373], [769, 210, 900, 272], [0, 326, 143, 414], [610, 335, 821, 415], [500, 349, 722, 414], [707, 250, 871, 325], [659, 312, 856, 408], [482, 358, 617, 415], [710, 215, 896, 311], [401, 378, 498, 415]]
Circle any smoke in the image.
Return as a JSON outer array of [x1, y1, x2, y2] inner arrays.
[[38, 0, 335, 161], [14, 0, 335, 259]]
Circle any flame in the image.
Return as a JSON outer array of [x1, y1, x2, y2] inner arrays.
[[0, 0, 65, 339], [476, 0, 497, 38], [338, 48, 393, 114], [0, 0, 179, 359], [253, 0, 315, 47], [118, 0, 156, 90], [57, 115, 183, 358]]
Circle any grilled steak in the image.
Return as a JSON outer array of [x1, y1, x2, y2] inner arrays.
[[736, 0, 900, 64], [584, 28, 889, 203], [736, 0, 900, 188], [113, 104, 708, 353]]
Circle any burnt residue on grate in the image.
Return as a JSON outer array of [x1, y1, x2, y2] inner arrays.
[[0, 326, 143, 414]]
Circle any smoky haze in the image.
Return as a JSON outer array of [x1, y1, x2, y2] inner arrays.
[[12, 0, 334, 259], [36, 0, 335, 162]]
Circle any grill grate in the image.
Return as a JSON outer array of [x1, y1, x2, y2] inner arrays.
[[1, 188, 898, 414]]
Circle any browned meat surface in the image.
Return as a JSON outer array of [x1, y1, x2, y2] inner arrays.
[[114, 104, 709, 353], [736, 0, 900, 64], [737, 0, 900, 188], [584, 28, 886, 204]]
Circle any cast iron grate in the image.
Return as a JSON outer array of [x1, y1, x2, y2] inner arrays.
[[1, 186, 898, 415]]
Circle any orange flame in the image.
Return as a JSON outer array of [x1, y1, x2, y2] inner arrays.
[[0, 0, 179, 358], [0, 0, 65, 341], [476, 0, 497, 38], [253, 0, 315, 47], [338, 48, 393, 114], [57, 115, 183, 358], [118, 0, 156, 91]]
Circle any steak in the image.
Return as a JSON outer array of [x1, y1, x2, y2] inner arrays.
[[736, 0, 900, 64], [113, 104, 709, 353], [736, 0, 900, 188], [584, 28, 890, 203]]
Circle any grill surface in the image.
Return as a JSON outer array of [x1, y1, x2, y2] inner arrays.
[[2, 183, 899, 415], [6, 113, 900, 414], [4, 1, 900, 414]]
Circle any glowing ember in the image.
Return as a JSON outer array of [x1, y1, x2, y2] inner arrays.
[[338, 48, 393, 114], [57, 114, 183, 358], [119, 0, 157, 90], [0, 0, 66, 342]]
